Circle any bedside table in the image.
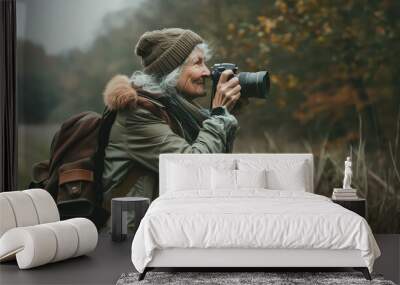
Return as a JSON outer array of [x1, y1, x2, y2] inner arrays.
[[111, 197, 150, 242], [332, 198, 366, 218]]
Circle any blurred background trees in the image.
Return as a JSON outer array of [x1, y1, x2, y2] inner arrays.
[[17, 0, 400, 232]]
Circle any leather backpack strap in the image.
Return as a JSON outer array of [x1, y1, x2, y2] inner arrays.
[[59, 169, 94, 186]]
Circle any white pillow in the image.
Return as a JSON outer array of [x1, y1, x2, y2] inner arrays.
[[211, 169, 267, 190], [238, 159, 308, 191], [166, 159, 236, 192], [211, 168, 236, 190], [266, 169, 306, 191], [236, 169, 267, 189], [167, 162, 210, 191]]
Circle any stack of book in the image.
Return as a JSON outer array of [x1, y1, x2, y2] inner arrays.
[[332, 188, 358, 200]]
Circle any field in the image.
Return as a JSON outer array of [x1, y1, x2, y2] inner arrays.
[[18, 121, 400, 234]]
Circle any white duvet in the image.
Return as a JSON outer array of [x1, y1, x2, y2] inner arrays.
[[131, 190, 380, 273]]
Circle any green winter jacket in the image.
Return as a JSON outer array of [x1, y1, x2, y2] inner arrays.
[[102, 88, 238, 210]]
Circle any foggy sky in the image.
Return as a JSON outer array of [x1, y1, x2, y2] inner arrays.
[[16, 0, 142, 55]]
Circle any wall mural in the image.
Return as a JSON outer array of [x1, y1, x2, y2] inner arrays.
[[17, 0, 400, 233]]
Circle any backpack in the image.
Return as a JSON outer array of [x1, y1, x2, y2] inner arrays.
[[30, 108, 116, 228]]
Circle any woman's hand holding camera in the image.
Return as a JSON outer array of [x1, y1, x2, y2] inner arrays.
[[212, 70, 241, 111]]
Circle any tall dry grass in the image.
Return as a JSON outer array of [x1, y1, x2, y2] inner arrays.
[[234, 114, 400, 233]]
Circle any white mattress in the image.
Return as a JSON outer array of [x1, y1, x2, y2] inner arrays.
[[131, 190, 380, 273]]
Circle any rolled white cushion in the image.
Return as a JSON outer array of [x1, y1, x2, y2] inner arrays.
[[0, 226, 57, 269], [0, 191, 39, 227], [42, 221, 79, 262], [0, 218, 98, 269], [0, 196, 17, 237], [65, 218, 98, 257], [0, 189, 59, 238], [23, 189, 59, 223]]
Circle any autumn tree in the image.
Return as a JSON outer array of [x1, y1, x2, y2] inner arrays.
[[226, 0, 400, 148]]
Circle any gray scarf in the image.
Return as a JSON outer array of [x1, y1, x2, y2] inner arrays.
[[157, 93, 209, 143]]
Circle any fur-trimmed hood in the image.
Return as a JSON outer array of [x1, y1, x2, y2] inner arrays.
[[103, 75, 138, 110]]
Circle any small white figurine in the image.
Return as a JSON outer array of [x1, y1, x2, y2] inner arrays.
[[343, 156, 352, 189]]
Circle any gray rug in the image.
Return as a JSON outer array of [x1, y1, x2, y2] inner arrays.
[[116, 271, 396, 285]]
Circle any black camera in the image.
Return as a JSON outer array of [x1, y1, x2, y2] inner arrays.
[[210, 63, 270, 108]]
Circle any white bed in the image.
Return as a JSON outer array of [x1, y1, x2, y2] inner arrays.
[[131, 154, 380, 280]]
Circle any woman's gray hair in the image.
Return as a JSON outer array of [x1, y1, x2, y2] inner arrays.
[[129, 43, 212, 95]]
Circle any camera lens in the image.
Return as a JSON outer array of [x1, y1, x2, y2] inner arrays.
[[238, 71, 270, 99]]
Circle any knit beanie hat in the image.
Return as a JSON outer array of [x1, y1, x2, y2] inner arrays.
[[135, 28, 203, 77]]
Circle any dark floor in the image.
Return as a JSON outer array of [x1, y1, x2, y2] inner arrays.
[[0, 233, 134, 285], [374, 234, 400, 284], [0, 234, 399, 285]]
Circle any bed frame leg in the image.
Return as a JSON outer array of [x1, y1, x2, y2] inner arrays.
[[138, 268, 148, 281], [354, 267, 371, 280]]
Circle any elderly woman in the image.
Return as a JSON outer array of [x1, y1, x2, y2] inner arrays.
[[102, 28, 240, 207]]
